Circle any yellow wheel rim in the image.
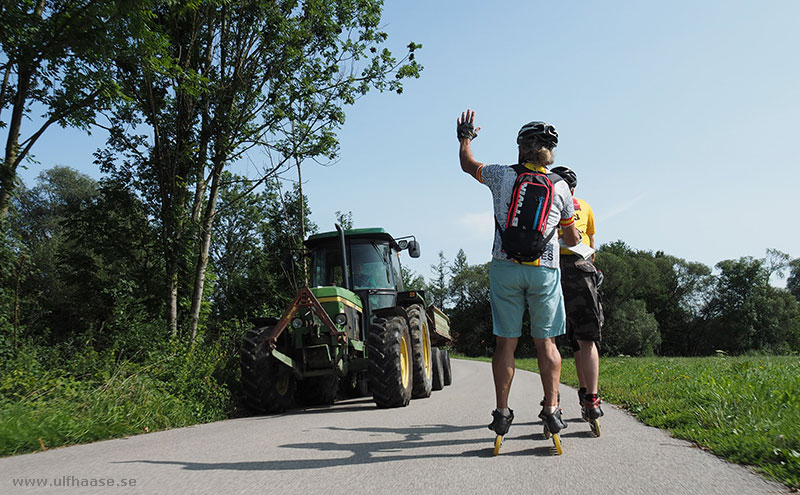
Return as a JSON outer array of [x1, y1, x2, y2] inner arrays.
[[276, 375, 290, 396], [422, 321, 431, 379], [553, 434, 563, 455], [493, 436, 503, 456], [400, 334, 410, 389]]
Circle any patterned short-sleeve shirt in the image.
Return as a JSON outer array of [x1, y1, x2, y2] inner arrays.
[[478, 163, 575, 269]]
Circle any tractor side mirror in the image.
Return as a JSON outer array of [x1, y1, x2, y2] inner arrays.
[[407, 240, 421, 258]]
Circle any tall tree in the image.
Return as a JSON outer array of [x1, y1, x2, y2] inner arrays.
[[429, 250, 449, 309], [99, 0, 421, 340], [0, 0, 148, 219]]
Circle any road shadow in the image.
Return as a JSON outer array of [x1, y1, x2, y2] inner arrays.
[[116, 421, 560, 471]]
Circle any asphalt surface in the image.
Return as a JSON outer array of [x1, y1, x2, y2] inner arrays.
[[1, 359, 790, 495]]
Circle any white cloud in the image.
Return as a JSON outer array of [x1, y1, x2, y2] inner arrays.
[[602, 193, 647, 220]]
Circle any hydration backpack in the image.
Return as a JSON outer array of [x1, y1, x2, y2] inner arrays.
[[495, 164, 564, 263]]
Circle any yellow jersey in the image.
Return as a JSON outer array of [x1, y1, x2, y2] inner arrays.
[[560, 196, 595, 254]]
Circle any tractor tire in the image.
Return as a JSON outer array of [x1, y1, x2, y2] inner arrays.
[[442, 349, 453, 386], [407, 304, 433, 399], [368, 315, 413, 408], [240, 326, 296, 414], [431, 347, 445, 391], [342, 371, 370, 398], [297, 374, 339, 406]]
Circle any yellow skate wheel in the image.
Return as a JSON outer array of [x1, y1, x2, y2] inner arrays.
[[590, 419, 601, 437], [493, 435, 503, 456], [552, 433, 563, 455]]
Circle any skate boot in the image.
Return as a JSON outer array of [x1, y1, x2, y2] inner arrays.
[[538, 404, 567, 455], [577, 387, 586, 408], [581, 394, 604, 437], [488, 408, 514, 456]]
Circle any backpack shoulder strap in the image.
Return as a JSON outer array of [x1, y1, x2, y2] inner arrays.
[[511, 163, 527, 176]]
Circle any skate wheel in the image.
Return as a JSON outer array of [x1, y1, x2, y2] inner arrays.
[[552, 433, 563, 455], [493, 435, 503, 456], [542, 424, 551, 440], [590, 419, 601, 437]]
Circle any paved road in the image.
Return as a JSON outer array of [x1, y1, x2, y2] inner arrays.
[[1, 359, 789, 495]]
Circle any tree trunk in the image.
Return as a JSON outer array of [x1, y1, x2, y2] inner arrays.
[[296, 156, 308, 284], [189, 161, 223, 342], [0, 0, 44, 220], [0, 66, 34, 219]]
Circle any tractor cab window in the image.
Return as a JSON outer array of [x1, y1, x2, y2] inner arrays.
[[391, 251, 404, 291], [350, 242, 394, 290], [310, 247, 344, 287]]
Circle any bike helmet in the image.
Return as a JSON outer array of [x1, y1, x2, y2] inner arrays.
[[551, 166, 577, 189], [517, 121, 558, 148]]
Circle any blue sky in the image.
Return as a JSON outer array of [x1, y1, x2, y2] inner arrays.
[[16, 0, 800, 282]]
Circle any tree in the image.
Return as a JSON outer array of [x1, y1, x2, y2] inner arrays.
[[447, 261, 492, 356], [0, 0, 149, 219], [429, 250, 449, 310], [99, 0, 422, 340], [335, 211, 354, 230], [448, 249, 469, 307], [788, 258, 800, 304], [602, 299, 660, 356], [595, 242, 714, 355], [700, 256, 800, 354]]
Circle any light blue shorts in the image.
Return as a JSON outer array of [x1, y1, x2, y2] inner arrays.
[[489, 258, 566, 340]]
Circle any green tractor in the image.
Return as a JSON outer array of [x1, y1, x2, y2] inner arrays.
[[241, 225, 452, 413]]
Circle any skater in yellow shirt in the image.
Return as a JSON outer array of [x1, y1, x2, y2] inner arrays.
[[551, 166, 605, 434]]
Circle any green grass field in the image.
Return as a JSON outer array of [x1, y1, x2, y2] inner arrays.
[[470, 354, 800, 489]]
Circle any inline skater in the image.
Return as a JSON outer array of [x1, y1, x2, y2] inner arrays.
[[456, 110, 581, 455], [551, 166, 605, 436]]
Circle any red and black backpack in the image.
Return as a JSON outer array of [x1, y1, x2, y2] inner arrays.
[[494, 164, 564, 263]]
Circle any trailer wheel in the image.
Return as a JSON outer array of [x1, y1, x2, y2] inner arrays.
[[407, 304, 433, 399], [240, 326, 296, 413], [368, 315, 413, 408], [442, 349, 453, 386], [297, 374, 339, 406], [431, 347, 445, 391]]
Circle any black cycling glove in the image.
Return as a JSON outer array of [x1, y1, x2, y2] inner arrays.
[[457, 121, 478, 141]]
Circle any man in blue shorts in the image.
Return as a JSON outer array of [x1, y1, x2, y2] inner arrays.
[[456, 109, 581, 438]]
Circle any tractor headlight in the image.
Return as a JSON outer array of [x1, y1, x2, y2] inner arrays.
[[335, 313, 347, 326], [291, 317, 304, 329]]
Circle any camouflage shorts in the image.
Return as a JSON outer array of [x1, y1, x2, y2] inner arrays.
[[559, 255, 604, 352]]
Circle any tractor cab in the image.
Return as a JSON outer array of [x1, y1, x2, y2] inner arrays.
[[305, 227, 420, 319]]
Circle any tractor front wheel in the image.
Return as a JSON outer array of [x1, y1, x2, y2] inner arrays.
[[297, 374, 339, 406], [368, 315, 413, 408], [240, 326, 296, 414]]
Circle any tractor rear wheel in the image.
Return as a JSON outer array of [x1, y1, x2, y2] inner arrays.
[[431, 347, 445, 391], [240, 326, 296, 413], [297, 374, 339, 406], [442, 349, 453, 386], [368, 315, 413, 408], [407, 304, 433, 399]]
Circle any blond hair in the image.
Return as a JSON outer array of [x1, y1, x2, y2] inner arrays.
[[518, 143, 554, 166]]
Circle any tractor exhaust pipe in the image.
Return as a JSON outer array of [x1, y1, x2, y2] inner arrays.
[[335, 223, 351, 290]]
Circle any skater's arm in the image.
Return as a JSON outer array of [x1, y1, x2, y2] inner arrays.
[[457, 109, 483, 180], [561, 223, 581, 247]]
